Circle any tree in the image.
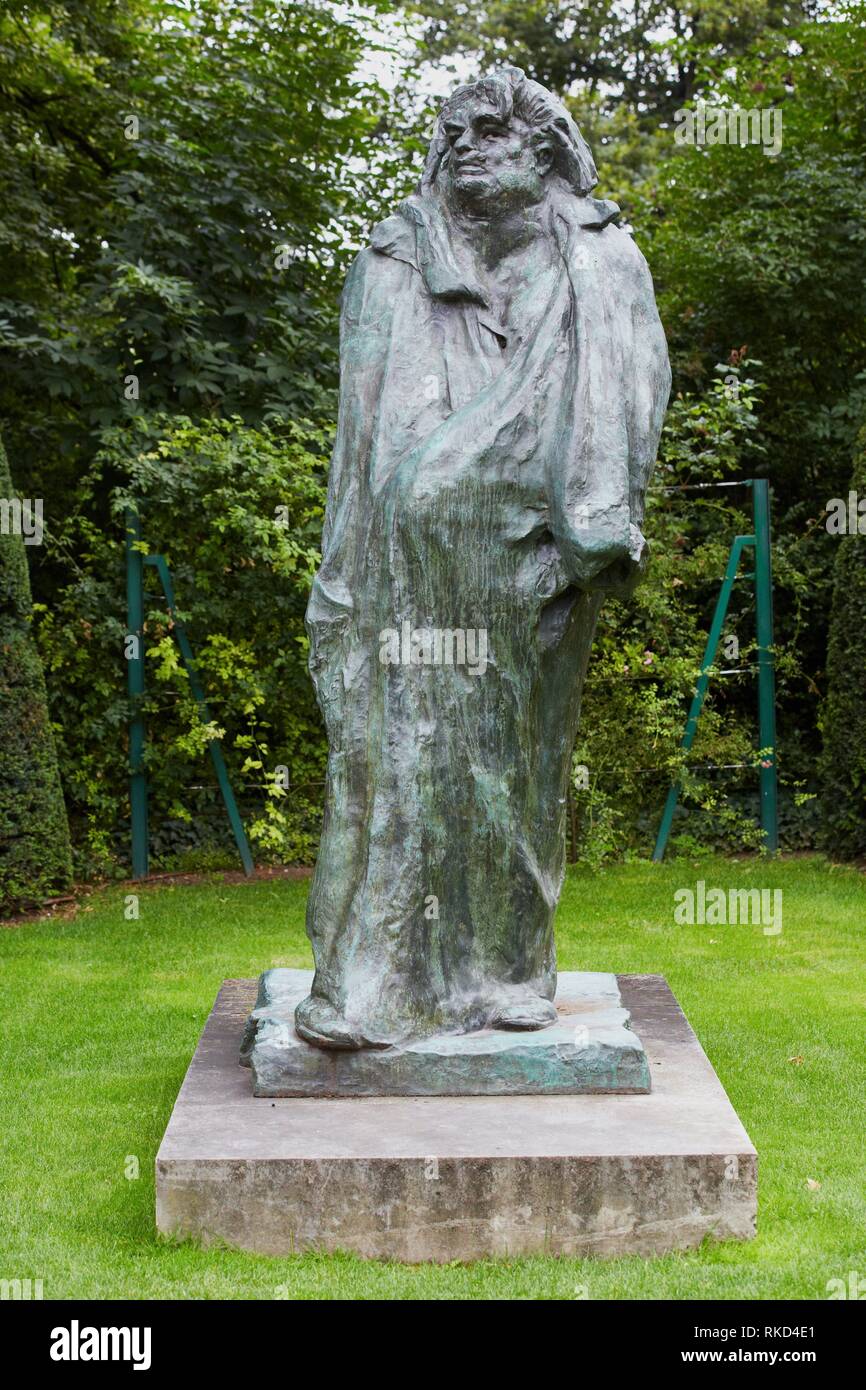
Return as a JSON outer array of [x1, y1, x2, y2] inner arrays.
[[0, 1, 419, 878], [820, 424, 866, 858], [404, 0, 812, 122], [0, 0, 395, 504], [636, 3, 866, 790], [0, 430, 73, 912]]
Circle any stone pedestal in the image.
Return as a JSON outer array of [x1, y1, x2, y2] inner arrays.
[[155, 975, 757, 1261], [240, 969, 650, 1096]]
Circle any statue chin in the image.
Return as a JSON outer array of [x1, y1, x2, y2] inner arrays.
[[449, 170, 541, 218], [450, 177, 501, 214]]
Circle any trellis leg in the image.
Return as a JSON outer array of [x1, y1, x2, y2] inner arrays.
[[753, 479, 779, 853], [652, 534, 754, 862], [125, 508, 148, 878]]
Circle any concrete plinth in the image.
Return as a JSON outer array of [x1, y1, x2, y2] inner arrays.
[[240, 969, 650, 1096], [156, 975, 757, 1261]]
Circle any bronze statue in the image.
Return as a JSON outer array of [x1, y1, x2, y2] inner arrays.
[[295, 67, 670, 1049]]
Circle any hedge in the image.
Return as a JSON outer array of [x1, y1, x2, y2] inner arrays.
[[820, 424, 866, 858], [0, 431, 73, 913]]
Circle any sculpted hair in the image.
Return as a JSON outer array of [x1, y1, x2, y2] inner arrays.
[[420, 65, 598, 198]]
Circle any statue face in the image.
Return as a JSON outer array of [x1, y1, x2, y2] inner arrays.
[[441, 98, 550, 215]]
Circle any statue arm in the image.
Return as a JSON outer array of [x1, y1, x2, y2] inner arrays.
[[548, 223, 671, 595]]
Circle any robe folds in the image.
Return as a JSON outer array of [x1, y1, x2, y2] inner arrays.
[[300, 180, 671, 1045]]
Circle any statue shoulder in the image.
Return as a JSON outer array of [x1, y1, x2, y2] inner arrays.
[[589, 215, 656, 288], [340, 242, 415, 331], [575, 195, 621, 229], [553, 189, 650, 284], [370, 211, 418, 268]]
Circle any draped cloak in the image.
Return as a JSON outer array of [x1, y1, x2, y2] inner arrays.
[[300, 180, 671, 1045]]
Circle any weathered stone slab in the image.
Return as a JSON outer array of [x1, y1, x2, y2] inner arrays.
[[240, 969, 650, 1097], [156, 975, 757, 1261]]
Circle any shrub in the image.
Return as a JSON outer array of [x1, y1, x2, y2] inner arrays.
[[571, 363, 806, 862], [36, 413, 329, 875], [820, 424, 866, 858], [0, 430, 73, 912]]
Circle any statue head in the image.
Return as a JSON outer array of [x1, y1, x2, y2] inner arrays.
[[421, 66, 597, 218]]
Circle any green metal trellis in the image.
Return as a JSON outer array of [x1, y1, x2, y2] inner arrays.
[[125, 509, 254, 879], [126, 477, 777, 875], [651, 477, 778, 861]]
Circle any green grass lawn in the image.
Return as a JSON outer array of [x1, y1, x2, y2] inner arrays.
[[1, 854, 864, 1300]]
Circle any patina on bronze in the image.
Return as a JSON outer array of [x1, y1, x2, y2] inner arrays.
[[293, 67, 670, 1050]]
